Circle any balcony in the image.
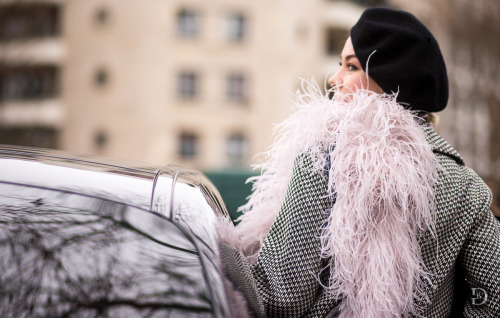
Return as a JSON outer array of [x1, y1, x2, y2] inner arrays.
[[0, 65, 59, 102], [0, 38, 65, 64], [0, 98, 64, 127], [0, 3, 61, 42]]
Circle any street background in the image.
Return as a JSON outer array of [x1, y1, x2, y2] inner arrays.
[[0, 0, 498, 217]]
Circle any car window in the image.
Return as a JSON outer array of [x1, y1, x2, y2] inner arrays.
[[170, 180, 230, 317], [0, 182, 214, 317]]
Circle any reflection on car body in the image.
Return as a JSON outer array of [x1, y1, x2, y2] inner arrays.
[[0, 145, 232, 317]]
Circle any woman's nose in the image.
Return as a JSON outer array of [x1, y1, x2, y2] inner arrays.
[[328, 72, 342, 87]]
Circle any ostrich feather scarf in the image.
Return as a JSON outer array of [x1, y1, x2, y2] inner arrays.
[[230, 79, 440, 317]]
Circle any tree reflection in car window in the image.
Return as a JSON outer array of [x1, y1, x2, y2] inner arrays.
[[0, 183, 214, 317]]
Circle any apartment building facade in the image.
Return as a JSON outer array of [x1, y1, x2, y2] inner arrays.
[[0, 0, 383, 171]]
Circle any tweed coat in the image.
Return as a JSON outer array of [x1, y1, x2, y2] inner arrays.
[[220, 124, 500, 318]]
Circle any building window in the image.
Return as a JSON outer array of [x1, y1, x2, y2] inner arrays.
[[179, 132, 199, 159], [95, 8, 110, 25], [94, 131, 108, 149], [348, 0, 387, 5], [0, 127, 59, 149], [0, 4, 61, 41], [0, 66, 59, 102], [226, 13, 246, 42], [177, 71, 198, 100], [226, 74, 247, 103], [94, 68, 109, 87], [177, 9, 198, 38], [325, 27, 348, 56], [227, 133, 248, 165]]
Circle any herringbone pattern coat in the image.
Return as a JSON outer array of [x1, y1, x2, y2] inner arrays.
[[221, 125, 500, 317]]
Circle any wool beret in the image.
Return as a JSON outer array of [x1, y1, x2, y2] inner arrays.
[[350, 8, 448, 112]]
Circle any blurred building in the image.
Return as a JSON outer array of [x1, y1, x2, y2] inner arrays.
[[9, 0, 498, 215], [0, 0, 386, 171], [0, 0, 63, 149], [391, 0, 500, 200]]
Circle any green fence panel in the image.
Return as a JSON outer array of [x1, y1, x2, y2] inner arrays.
[[204, 169, 258, 222]]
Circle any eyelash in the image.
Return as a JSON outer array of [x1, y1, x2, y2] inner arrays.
[[347, 64, 358, 71], [338, 62, 359, 72]]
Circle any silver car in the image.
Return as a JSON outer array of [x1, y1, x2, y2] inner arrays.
[[0, 144, 233, 317]]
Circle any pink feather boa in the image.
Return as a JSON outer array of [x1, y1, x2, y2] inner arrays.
[[232, 79, 439, 317]]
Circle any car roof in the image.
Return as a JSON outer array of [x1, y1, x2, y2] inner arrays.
[[0, 144, 160, 209], [0, 144, 228, 218]]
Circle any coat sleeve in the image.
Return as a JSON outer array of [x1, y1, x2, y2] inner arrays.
[[218, 242, 267, 318], [461, 192, 500, 317], [250, 153, 338, 317]]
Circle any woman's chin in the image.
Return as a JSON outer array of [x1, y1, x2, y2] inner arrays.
[[333, 94, 345, 102], [333, 93, 351, 103]]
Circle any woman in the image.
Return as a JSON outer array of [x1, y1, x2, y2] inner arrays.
[[218, 8, 500, 318]]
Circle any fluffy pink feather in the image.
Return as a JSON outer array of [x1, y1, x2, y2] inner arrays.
[[234, 79, 439, 317], [321, 89, 439, 318]]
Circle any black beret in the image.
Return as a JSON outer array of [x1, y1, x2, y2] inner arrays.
[[350, 8, 448, 112]]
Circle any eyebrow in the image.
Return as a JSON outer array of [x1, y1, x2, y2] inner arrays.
[[340, 54, 357, 62]]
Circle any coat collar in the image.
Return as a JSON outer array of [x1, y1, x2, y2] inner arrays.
[[422, 123, 464, 165]]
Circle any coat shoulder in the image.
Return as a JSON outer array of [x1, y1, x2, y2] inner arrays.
[[422, 124, 464, 165], [423, 125, 492, 223]]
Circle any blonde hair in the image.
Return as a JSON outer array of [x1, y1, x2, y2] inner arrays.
[[418, 112, 439, 126], [427, 113, 438, 125]]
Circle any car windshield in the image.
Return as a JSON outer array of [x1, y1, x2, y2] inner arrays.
[[0, 182, 214, 317]]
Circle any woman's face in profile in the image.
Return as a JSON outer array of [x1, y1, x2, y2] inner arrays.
[[328, 37, 383, 101]]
